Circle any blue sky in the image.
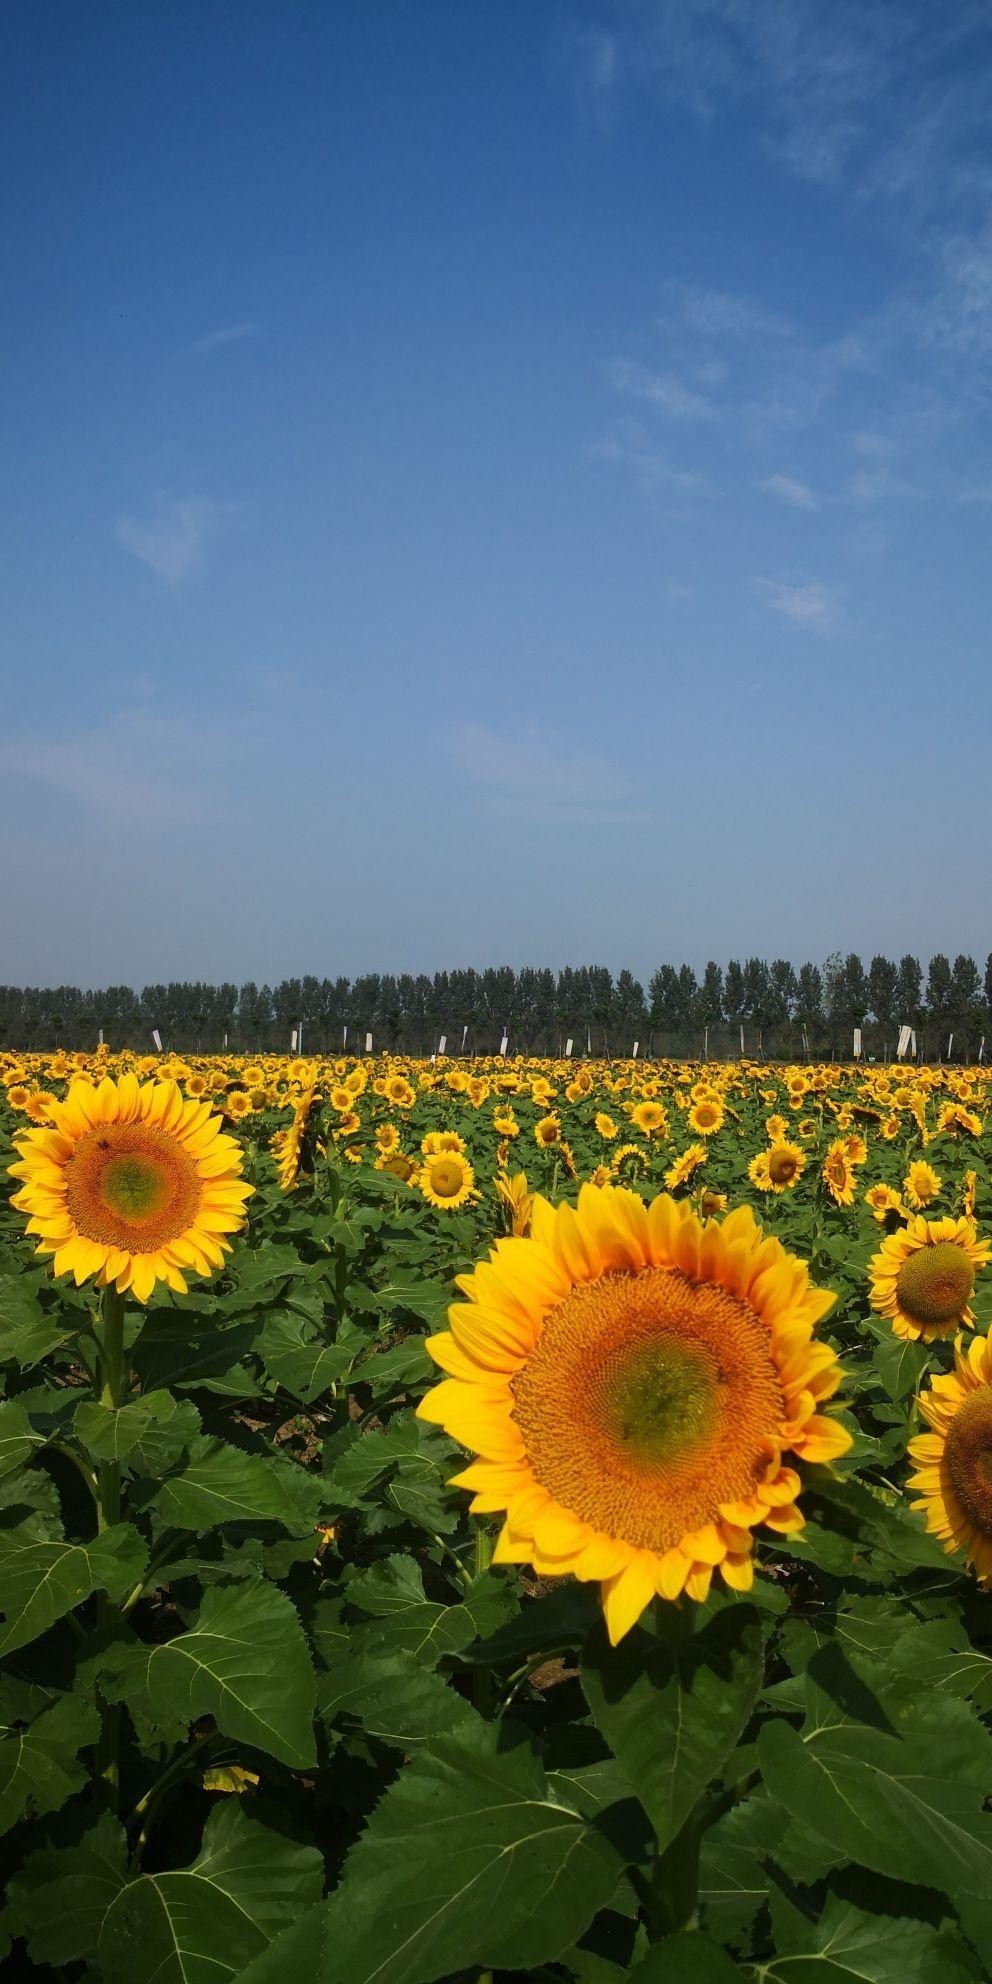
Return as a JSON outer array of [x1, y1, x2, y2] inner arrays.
[[4, 0, 992, 988]]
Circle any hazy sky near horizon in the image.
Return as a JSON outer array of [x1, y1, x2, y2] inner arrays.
[[4, 0, 992, 989]]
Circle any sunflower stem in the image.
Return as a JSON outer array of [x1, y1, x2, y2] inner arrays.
[[642, 1817, 701, 1941], [94, 1282, 128, 1812]]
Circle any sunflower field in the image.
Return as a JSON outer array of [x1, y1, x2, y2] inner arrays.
[[2, 1046, 992, 1983]]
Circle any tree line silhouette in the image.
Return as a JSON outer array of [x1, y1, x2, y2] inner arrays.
[[2, 952, 991, 1060]]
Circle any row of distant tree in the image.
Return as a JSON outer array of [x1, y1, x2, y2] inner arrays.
[[1, 953, 991, 1060]]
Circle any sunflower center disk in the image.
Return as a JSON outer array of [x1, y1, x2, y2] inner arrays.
[[429, 1160, 463, 1197], [944, 1389, 992, 1538], [769, 1151, 798, 1184], [65, 1123, 201, 1253], [510, 1265, 785, 1553], [896, 1242, 974, 1327]]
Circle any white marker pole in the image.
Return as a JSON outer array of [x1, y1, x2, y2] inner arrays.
[[461, 1024, 468, 1051], [632, 1040, 639, 1059], [342, 1024, 348, 1050], [290, 1030, 298, 1053], [438, 1035, 447, 1057], [565, 1038, 574, 1057], [499, 1033, 509, 1056], [365, 1032, 373, 1054], [151, 1029, 162, 1052]]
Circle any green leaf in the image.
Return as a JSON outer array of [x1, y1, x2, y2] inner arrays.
[[96, 1802, 324, 1984], [143, 1435, 327, 1535], [74, 1388, 182, 1462], [758, 1713, 992, 1896], [240, 1721, 628, 1984], [259, 1312, 352, 1401], [627, 1930, 746, 1979], [762, 1890, 981, 1982], [0, 1686, 99, 1835], [580, 1604, 765, 1851], [318, 1650, 480, 1746], [0, 1523, 147, 1655], [97, 1581, 317, 1767], [2, 1812, 127, 1967], [0, 1399, 45, 1478], [346, 1555, 483, 1666]]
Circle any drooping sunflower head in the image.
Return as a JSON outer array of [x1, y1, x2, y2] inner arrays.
[[419, 1184, 849, 1643], [419, 1150, 475, 1209], [869, 1214, 991, 1342], [822, 1139, 855, 1207], [864, 1182, 904, 1224], [909, 1332, 992, 1580], [664, 1142, 707, 1191], [8, 1074, 253, 1302]]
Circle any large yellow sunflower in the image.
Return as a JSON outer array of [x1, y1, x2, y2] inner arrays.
[[419, 1184, 849, 1643], [869, 1214, 991, 1342], [8, 1074, 253, 1302], [908, 1332, 992, 1579], [419, 1150, 475, 1209]]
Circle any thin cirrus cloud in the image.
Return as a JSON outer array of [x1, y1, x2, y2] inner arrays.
[[609, 357, 721, 423], [115, 493, 245, 583], [0, 710, 212, 826], [750, 576, 838, 629], [188, 320, 259, 354], [759, 473, 819, 511], [449, 722, 645, 825]]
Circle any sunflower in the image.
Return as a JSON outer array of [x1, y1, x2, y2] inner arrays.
[[630, 1101, 668, 1137], [9, 1074, 253, 1301], [904, 1160, 941, 1210], [869, 1215, 991, 1342], [225, 1090, 253, 1122], [534, 1115, 562, 1148], [908, 1333, 992, 1579], [386, 1076, 416, 1108], [495, 1170, 534, 1236], [698, 1187, 728, 1217], [751, 1141, 806, 1194], [610, 1141, 650, 1176], [419, 1186, 848, 1642], [664, 1143, 706, 1191], [595, 1113, 619, 1142], [765, 1114, 789, 1142], [822, 1139, 855, 1207], [688, 1099, 724, 1136], [963, 1170, 978, 1218], [376, 1123, 401, 1153], [864, 1182, 904, 1223], [419, 1150, 475, 1209], [271, 1085, 320, 1192], [375, 1149, 418, 1182], [6, 1086, 30, 1111], [493, 1109, 519, 1138], [422, 1130, 467, 1156]]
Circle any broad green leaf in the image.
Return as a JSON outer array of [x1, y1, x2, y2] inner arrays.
[[143, 1434, 327, 1535], [353, 1337, 433, 1396], [240, 1721, 628, 1984], [628, 1932, 746, 1979], [758, 1714, 992, 1896], [0, 1686, 99, 1834], [346, 1555, 482, 1666], [580, 1605, 764, 1851], [98, 1581, 317, 1767], [259, 1311, 352, 1401], [0, 1523, 147, 1655], [318, 1650, 480, 1746], [763, 1890, 980, 1982], [96, 1802, 324, 1984], [0, 1399, 45, 1478], [74, 1388, 181, 1462], [2, 1812, 127, 1966]]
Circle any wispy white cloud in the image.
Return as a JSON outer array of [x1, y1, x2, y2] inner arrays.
[[449, 722, 644, 825], [751, 576, 839, 629], [759, 473, 818, 511], [0, 708, 218, 826], [609, 357, 721, 422], [589, 422, 711, 496], [189, 321, 259, 354], [115, 493, 244, 583], [662, 284, 794, 343]]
